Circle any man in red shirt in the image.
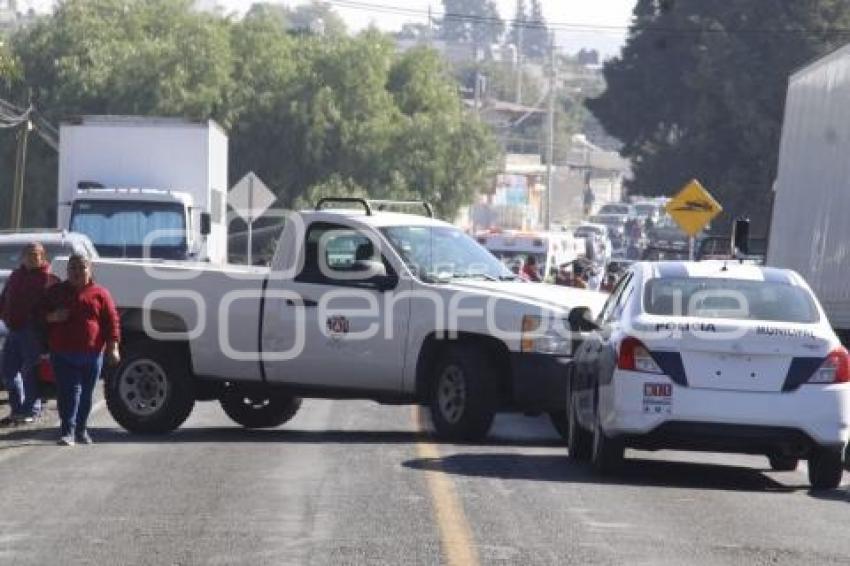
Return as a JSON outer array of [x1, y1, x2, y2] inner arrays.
[[0, 242, 58, 424], [43, 253, 120, 446]]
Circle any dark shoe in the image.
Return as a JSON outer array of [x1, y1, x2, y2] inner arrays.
[[57, 435, 75, 447], [0, 416, 14, 427], [75, 431, 93, 445], [13, 415, 34, 425]]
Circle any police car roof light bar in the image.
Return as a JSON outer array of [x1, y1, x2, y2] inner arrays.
[[370, 200, 434, 218]]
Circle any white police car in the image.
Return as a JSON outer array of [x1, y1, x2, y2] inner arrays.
[[567, 261, 850, 489]]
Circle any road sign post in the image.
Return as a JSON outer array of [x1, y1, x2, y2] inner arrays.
[[228, 172, 276, 265], [665, 179, 723, 260]]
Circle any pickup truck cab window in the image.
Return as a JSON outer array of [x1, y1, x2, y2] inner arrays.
[[296, 222, 398, 290]]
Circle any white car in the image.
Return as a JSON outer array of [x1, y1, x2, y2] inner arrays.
[[568, 261, 849, 489]]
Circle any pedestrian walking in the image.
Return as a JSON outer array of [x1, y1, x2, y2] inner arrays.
[[521, 255, 543, 282], [42, 254, 120, 446], [0, 242, 58, 425]]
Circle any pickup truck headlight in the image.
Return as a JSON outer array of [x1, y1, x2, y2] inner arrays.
[[521, 315, 572, 356]]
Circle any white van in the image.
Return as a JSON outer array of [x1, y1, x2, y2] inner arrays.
[[476, 230, 583, 280]]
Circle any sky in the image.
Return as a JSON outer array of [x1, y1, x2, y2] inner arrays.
[[20, 0, 636, 57]]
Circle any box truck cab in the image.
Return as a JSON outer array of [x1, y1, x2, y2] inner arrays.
[[57, 116, 228, 263]]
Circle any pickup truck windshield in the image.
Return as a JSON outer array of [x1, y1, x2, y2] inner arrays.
[[381, 226, 514, 282], [644, 277, 820, 323], [70, 201, 187, 260]]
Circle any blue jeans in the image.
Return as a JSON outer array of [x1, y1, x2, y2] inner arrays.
[[51, 353, 103, 437], [2, 326, 43, 417]]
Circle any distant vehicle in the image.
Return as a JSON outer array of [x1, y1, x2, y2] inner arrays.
[[697, 236, 766, 263], [567, 261, 849, 489], [477, 230, 584, 281], [57, 116, 228, 263], [574, 223, 612, 265], [768, 44, 850, 344], [590, 214, 629, 250], [633, 202, 661, 221], [647, 217, 690, 249], [597, 203, 635, 217], [0, 230, 97, 287], [641, 245, 690, 261]]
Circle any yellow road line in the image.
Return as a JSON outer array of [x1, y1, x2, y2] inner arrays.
[[413, 407, 480, 566]]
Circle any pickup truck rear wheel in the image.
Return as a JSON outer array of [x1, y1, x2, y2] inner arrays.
[[429, 346, 498, 442], [220, 389, 302, 429], [105, 341, 194, 434]]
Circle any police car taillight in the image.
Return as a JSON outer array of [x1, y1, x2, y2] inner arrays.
[[809, 347, 850, 384], [617, 337, 662, 374]]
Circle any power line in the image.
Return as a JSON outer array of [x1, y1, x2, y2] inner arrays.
[[326, 0, 850, 36]]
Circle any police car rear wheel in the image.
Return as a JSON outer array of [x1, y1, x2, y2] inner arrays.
[[567, 392, 592, 461], [807, 447, 844, 490], [768, 455, 799, 472], [429, 346, 497, 442], [220, 389, 302, 429], [591, 397, 623, 473]]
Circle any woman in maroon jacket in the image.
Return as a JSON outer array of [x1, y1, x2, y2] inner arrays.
[[43, 254, 120, 446]]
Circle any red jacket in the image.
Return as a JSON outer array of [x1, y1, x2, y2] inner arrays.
[[43, 280, 120, 354], [0, 264, 58, 331]]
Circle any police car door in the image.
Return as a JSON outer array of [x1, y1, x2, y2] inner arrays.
[[574, 272, 635, 423], [263, 221, 412, 391]]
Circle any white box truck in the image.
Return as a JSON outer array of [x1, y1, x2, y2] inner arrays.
[[768, 44, 850, 341], [57, 116, 228, 263]]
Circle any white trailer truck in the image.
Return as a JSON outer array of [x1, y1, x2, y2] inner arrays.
[[768, 44, 850, 342], [57, 116, 228, 263]]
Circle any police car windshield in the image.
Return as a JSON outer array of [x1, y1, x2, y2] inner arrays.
[[643, 277, 820, 323]]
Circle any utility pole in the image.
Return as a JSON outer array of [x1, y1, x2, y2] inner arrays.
[[10, 118, 30, 230], [515, 23, 524, 104], [544, 32, 556, 231]]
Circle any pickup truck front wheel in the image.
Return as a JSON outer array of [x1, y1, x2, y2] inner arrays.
[[105, 341, 195, 434], [220, 389, 302, 429], [429, 346, 498, 442]]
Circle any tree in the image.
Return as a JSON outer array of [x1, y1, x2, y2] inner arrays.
[[507, 0, 527, 49], [4, 0, 233, 226], [439, 0, 504, 47], [587, 0, 850, 232], [288, 1, 346, 36], [523, 0, 548, 60]]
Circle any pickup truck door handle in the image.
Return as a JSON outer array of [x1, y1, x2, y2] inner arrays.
[[285, 298, 318, 308]]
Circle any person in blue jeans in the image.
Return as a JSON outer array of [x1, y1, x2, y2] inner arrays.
[[0, 243, 58, 424], [43, 254, 120, 446]]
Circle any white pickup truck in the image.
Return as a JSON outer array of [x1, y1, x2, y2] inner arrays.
[[69, 199, 605, 441]]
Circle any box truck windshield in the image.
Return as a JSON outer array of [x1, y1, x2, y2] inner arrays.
[[70, 200, 187, 259]]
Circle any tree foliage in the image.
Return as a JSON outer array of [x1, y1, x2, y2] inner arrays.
[[587, 0, 850, 232], [438, 0, 504, 46], [0, 0, 496, 226]]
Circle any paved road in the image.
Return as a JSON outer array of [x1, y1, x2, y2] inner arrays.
[[0, 396, 848, 566]]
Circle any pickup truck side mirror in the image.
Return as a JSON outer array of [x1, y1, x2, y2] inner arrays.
[[200, 213, 212, 237], [568, 306, 599, 354], [353, 260, 387, 277]]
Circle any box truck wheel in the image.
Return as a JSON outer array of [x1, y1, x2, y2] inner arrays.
[[220, 388, 302, 429], [105, 340, 195, 434]]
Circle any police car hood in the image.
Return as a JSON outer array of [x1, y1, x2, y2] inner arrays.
[[447, 280, 607, 317]]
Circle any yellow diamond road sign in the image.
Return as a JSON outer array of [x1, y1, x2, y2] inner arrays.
[[665, 179, 722, 237]]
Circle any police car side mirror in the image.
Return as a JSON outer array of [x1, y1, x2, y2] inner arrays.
[[200, 213, 212, 237]]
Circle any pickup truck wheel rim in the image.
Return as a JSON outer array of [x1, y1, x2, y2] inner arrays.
[[119, 359, 170, 417], [437, 365, 466, 424]]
